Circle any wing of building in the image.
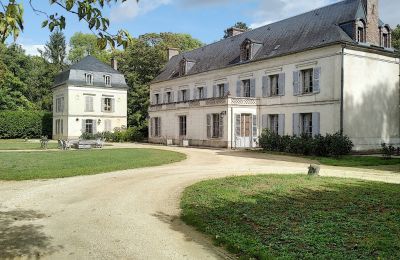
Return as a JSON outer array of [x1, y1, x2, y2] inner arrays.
[[52, 56, 128, 140], [149, 0, 399, 150]]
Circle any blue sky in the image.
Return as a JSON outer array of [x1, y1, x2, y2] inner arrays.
[[17, 0, 400, 55]]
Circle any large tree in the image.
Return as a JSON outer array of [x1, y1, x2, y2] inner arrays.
[[68, 32, 111, 64], [40, 30, 67, 71], [392, 25, 400, 51], [0, 0, 135, 48]]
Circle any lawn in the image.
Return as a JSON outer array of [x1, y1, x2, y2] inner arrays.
[[317, 155, 400, 171], [0, 148, 186, 180], [181, 175, 400, 259], [0, 139, 58, 150]]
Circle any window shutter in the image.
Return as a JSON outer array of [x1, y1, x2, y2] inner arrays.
[[252, 114, 257, 137], [262, 114, 268, 129], [158, 117, 162, 137], [212, 85, 217, 98], [219, 115, 224, 138], [171, 92, 175, 102], [163, 93, 167, 103], [187, 89, 191, 101], [250, 78, 256, 97], [278, 73, 285, 96], [204, 86, 208, 99], [206, 114, 211, 138], [278, 114, 285, 136], [150, 118, 154, 137], [193, 88, 197, 100], [224, 83, 230, 96], [293, 71, 300, 96], [178, 90, 182, 102], [292, 113, 300, 136], [312, 112, 320, 136], [236, 81, 242, 97], [90, 97, 93, 112], [82, 119, 86, 133], [111, 99, 115, 112], [313, 67, 321, 93], [262, 76, 268, 97], [93, 119, 97, 134], [101, 98, 105, 112], [235, 114, 241, 137], [85, 96, 89, 112]]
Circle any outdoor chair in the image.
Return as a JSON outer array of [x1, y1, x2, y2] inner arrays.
[[95, 138, 104, 148], [58, 140, 63, 150], [40, 136, 49, 149], [62, 140, 71, 150]]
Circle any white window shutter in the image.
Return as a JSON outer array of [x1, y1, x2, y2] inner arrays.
[[213, 85, 217, 98], [206, 114, 211, 138], [219, 115, 224, 138], [171, 91, 175, 102], [204, 86, 208, 99], [292, 113, 300, 136], [193, 88, 197, 100], [224, 83, 230, 96], [101, 98, 105, 112], [187, 89, 191, 101], [293, 71, 300, 96], [158, 117, 162, 137], [313, 67, 321, 93], [111, 99, 115, 112], [262, 114, 268, 129], [235, 114, 241, 137], [252, 114, 257, 137], [278, 73, 285, 96], [85, 96, 89, 112], [278, 114, 285, 136], [236, 81, 242, 97], [262, 76, 268, 97], [93, 119, 97, 134], [250, 78, 256, 97], [82, 119, 86, 133], [312, 112, 320, 136], [178, 91, 182, 102]]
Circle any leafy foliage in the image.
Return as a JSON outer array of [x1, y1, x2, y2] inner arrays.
[[80, 127, 145, 142], [259, 130, 353, 157], [0, 110, 52, 139], [68, 32, 111, 63], [223, 22, 251, 38], [392, 25, 400, 51], [381, 143, 397, 159], [39, 30, 67, 70]]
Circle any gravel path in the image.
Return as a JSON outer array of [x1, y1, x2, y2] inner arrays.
[[1, 144, 399, 259]]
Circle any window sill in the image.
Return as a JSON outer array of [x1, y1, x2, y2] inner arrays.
[[296, 92, 319, 97]]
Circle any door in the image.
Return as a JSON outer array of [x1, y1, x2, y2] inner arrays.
[[235, 114, 253, 148]]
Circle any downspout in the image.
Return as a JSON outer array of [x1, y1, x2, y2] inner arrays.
[[231, 106, 234, 149], [340, 45, 345, 134]]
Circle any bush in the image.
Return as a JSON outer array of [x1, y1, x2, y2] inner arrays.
[[381, 143, 396, 159], [259, 130, 353, 157], [0, 110, 52, 139], [80, 127, 145, 143]]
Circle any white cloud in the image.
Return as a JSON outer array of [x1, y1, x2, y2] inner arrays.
[[21, 44, 45, 56], [110, 0, 171, 23]]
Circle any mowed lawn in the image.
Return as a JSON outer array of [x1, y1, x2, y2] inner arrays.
[[0, 148, 186, 180], [0, 139, 58, 150], [317, 155, 400, 172], [181, 175, 400, 259]]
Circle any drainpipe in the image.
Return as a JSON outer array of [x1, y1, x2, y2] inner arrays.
[[231, 106, 234, 149], [340, 45, 345, 134]]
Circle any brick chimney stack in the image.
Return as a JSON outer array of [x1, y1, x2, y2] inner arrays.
[[111, 57, 118, 70], [362, 0, 380, 45], [167, 48, 179, 60], [226, 27, 246, 38]]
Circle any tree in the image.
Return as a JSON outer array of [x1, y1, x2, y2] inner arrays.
[[392, 25, 400, 51], [40, 30, 67, 71], [68, 32, 111, 64], [223, 22, 251, 38], [0, 0, 137, 49]]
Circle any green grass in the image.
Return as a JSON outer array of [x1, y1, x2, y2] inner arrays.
[[181, 175, 400, 259], [0, 139, 58, 150], [0, 148, 186, 180], [317, 155, 400, 169]]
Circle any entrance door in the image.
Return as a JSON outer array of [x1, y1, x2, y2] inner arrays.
[[235, 114, 253, 148]]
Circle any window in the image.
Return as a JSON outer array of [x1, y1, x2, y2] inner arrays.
[[269, 115, 279, 134], [301, 113, 313, 136], [357, 27, 365, 43], [154, 94, 160, 105], [84, 95, 94, 112], [104, 75, 111, 86], [153, 117, 161, 137], [85, 119, 94, 134], [104, 119, 112, 132], [55, 119, 63, 135], [301, 69, 313, 94], [103, 98, 112, 112], [166, 92, 172, 103], [198, 87, 205, 99], [181, 89, 188, 102], [240, 114, 252, 137], [85, 73, 93, 85], [383, 33, 389, 48], [242, 80, 251, 97], [269, 75, 279, 96], [218, 84, 225, 97], [179, 116, 187, 136], [212, 114, 220, 138], [179, 60, 186, 76], [241, 41, 251, 61], [55, 97, 64, 113]]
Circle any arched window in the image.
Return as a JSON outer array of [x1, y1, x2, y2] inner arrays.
[[356, 20, 366, 43], [240, 40, 252, 62], [381, 26, 391, 48]]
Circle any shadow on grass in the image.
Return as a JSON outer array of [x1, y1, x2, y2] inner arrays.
[[181, 176, 400, 259], [0, 209, 61, 259]]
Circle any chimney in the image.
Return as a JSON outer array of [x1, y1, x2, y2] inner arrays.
[[362, 0, 380, 45], [167, 48, 179, 60], [226, 27, 246, 37], [111, 57, 118, 70]]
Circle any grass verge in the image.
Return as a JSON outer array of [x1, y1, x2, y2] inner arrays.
[[181, 175, 400, 259], [0, 139, 58, 150], [0, 148, 185, 180]]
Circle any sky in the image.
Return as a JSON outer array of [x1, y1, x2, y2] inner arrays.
[[16, 0, 400, 56]]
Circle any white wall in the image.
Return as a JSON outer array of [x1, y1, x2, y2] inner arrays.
[[343, 48, 400, 150]]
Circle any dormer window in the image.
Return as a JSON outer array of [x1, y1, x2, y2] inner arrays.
[[240, 40, 252, 61], [85, 73, 93, 85], [179, 59, 186, 76], [356, 20, 366, 43], [104, 75, 111, 86]]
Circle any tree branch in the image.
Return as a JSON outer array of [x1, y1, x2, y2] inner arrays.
[[29, 0, 49, 17]]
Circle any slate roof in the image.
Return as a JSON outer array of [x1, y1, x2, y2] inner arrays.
[[53, 56, 128, 89], [153, 0, 390, 83]]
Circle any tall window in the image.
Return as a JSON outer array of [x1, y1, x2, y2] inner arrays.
[[166, 92, 172, 103], [103, 98, 112, 112], [242, 80, 251, 97], [153, 117, 161, 137], [218, 84, 225, 97], [241, 41, 251, 61], [56, 97, 64, 113], [269, 115, 279, 134], [179, 60, 186, 76], [181, 89, 188, 102], [301, 113, 313, 136], [357, 27, 365, 43], [85, 119, 94, 134], [383, 33, 389, 48], [198, 87, 205, 99], [55, 119, 64, 135], [179, 116, 187, 136], [154, 94, 160, 105], [104, 75, 111, 86], [85, 95, 94, 112], [269, 74, 279, 96], [85, 73, 93, 85], [104, 119, 112, 132], [301, 69, 313, 94], [212, 114, 220, 138]]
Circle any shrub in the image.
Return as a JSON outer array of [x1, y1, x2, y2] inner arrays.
[[80, 127, 145, 143], [381, 143, 396, 159], [0, 110, 52, 139], [259, 131, 353, 157]]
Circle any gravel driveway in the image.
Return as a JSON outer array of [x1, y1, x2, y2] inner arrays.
[[1, 144, 399, 259]]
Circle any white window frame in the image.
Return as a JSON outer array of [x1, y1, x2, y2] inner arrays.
[[212, 114, 220, 138], [85, 73, 93, 85], [301, 68, 314, 94], [154, 117, 161, 137], [301, 113, 313, 136], [166, 92, 172, 103], [85, 119, 94, 134], [242, 80, 251, 97], [154, 94, 160, 105], [104, 119, 112, 132], [84, 95, 94, 112], [198, 87, 204, 99], [103, 97, 112, 112], [269, 74, 279, 96], [179, 115, 187, 136], [181, 89, 188, 102], [55, 119, 64, 135], [269, 114, 279, 134], [55, 97, 64, 113], [104, 75, 111, 86]]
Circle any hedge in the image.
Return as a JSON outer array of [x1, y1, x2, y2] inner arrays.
[[0, 110, 52, 139]]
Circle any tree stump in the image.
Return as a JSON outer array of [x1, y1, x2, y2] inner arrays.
[[308, 164, 320, 176]]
